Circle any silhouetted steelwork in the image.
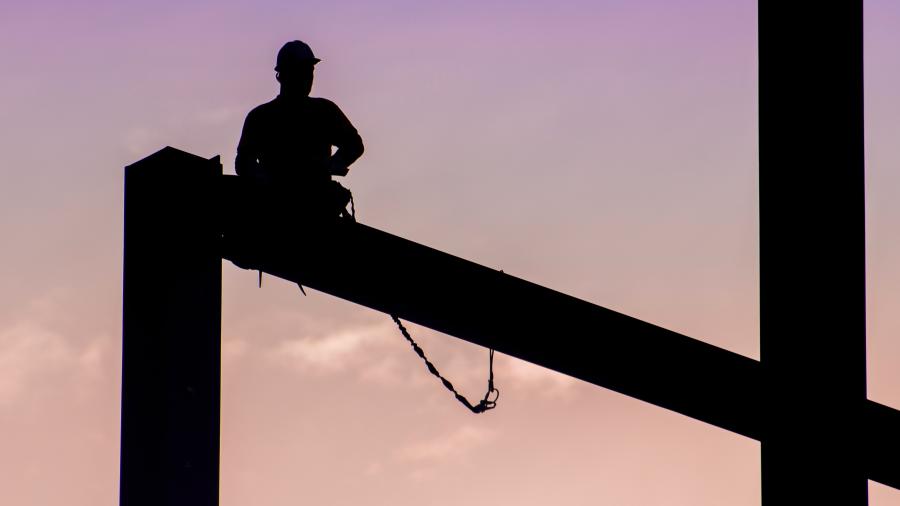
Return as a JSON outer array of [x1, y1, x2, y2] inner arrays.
[[219, 190, 900, 492], [121, 148, 222, 506], [221, 191, 763, 438], [123, 142, 898, 506], [121, 3, 885, 503], [759, 1, 866, 503], [866, 402, 900, 490]]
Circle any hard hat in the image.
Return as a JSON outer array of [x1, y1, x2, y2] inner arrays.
[[275, 40, 321, 71]]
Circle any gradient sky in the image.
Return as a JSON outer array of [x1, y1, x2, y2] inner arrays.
[[2, 0, 900, 504]]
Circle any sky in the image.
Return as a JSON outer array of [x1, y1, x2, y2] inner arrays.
[[1, 0, 899, 504]]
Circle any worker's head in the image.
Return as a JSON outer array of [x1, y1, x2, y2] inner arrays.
[[275, 40, 320, 97]]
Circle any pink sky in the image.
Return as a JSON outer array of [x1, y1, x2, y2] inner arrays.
[[1, 0, 899, 504]]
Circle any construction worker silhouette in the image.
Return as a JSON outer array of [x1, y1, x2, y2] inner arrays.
[[236, 40, 364, 220]]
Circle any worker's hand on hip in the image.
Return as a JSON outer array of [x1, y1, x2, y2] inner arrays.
[[328, 158, 349, 177]]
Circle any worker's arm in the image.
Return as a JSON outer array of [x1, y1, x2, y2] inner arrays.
[[235, 110, 263, 179], [327, 102, 364, 176]]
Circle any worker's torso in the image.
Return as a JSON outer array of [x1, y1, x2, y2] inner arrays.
[[248, 96, 337, 185]]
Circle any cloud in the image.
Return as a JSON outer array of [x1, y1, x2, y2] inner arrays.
[[252, 311, 580, 400], [358, 353, 407, 387], [396, 424, 495, 464], [268, 322, 394, 373], [0, 321, 107, 406], [222, 337, 249, 366], [500, 357, 577, 399]]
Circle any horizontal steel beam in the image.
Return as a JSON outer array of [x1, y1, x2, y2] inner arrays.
[[865, 400, 900, 490], [221, 179, 762, 437], [220, 175, 899, 489]]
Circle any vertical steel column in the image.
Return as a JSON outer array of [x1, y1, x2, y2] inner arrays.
[[121, 147, 222, 506], [759, 2, 866, 504]]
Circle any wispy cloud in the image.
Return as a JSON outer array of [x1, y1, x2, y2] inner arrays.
[[501, 357, 577, 399], [256, 313, 580, 401], [396, 424, 495, 464], [0, 321, 107, 406], [268, 322, 394, 373], [359, 424, 498, 481], [222, 337, 250, 366]]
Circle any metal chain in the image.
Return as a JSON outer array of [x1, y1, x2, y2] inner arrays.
[[391, 314, 499, 414], [265, 188, 497, 413]]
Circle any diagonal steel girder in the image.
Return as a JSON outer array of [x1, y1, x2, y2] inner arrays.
[[219, 193, 900, 490]]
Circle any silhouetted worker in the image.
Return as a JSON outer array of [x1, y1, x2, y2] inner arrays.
[[236, 40, 364, 219]]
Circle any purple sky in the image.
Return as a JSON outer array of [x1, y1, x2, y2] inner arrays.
[[1, 0, 899, 504]]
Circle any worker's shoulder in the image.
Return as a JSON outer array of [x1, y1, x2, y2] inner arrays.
[[307, 96, 343, 113], [243, 97, 346, 128], [245, 98, 281, 119], [247, 96, 341, 115]]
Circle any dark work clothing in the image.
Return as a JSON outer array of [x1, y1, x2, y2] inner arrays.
[[236, 95, 364, 186]]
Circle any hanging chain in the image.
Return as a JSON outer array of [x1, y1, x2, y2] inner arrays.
[[257, 187, 498, 413], [391, 314, 499, 414], [346, 192, 498, 413]]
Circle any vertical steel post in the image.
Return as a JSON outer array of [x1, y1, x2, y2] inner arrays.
[[759, 2, 866, 504], [121, 147, 222, 506]]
